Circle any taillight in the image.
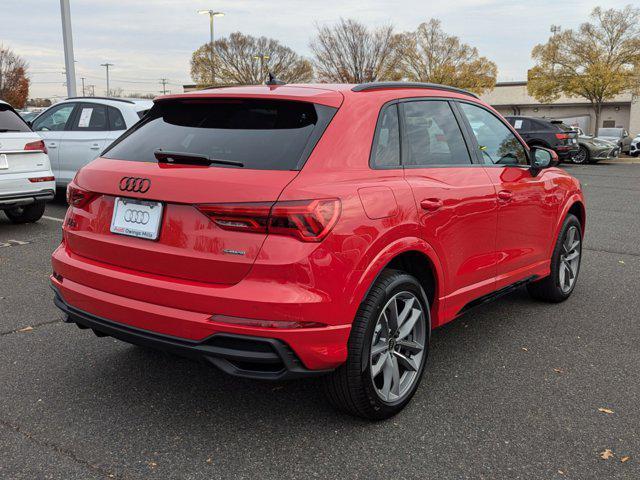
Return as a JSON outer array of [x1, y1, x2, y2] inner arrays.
[[24, 140, 47, 154], [555, 133, 569, 140], [29, 176, 55, 183], [210, 314, 325, 329], [66, 181, 95, 208], [197, 198, 341, 242]]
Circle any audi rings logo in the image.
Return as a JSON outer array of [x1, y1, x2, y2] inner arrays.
[[124, 209, 150, 225], [119, 177, 151, 193]]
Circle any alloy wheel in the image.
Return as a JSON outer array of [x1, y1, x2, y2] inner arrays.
[[369, 291, 426, 403], [572, 147, 588, 164], [559, 226, 581, 293]]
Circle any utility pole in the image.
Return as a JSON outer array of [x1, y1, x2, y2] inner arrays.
[[550, 25, 561, 36], [88, 84, 95, 96], [60, 0, 77, 97], [159, 78, 168, 95], [101, 62, 114, 96], [81, 77, 86, 96]]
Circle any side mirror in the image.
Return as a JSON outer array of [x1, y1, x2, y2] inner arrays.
[[530, 146, 557, 174]]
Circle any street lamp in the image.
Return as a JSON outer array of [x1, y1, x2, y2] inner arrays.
[[197, 10, 225, 86], [253, 54, 270, 82]]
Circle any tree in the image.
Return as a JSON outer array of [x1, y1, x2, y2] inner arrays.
[[0, 45, 29, 109], [528, 6, 640, 135], [191, 32, 313, 86], [395, 19, 497, 94], [310, 19, 398, 83]]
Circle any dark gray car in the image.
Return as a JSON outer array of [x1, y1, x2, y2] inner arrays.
[[596, 127, 632, 154]]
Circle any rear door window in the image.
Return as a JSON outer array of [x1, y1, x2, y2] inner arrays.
[[0, 104, 31, 132], [104, 99, 336, 170], [401, 100, 472, 167], [71, 103, 109, 131]]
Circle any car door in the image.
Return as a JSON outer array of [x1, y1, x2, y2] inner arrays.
[[31, 102, 77, 180], [456, 101, 559, 289], [400, 99, 498, 318], [57, 102, 110, 185]]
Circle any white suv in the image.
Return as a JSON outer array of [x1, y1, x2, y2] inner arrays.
[[631, 135, 639, 157], [0, 100, 55, 224], [31, 97, 152, 187]]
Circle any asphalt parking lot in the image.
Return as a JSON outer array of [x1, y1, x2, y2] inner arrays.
[[1, 162, 639, 480]]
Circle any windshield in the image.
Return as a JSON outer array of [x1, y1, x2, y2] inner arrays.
[[104, 99, 336, 170], [598, 128, 622, 137]]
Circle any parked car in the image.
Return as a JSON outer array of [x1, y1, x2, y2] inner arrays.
[[572, 134, 620, 164], [51, 82, 585, 419], [630, 135, 640, 157], [31, 97, 152, 187], [0, 100, 55, 223], [504, 116, 579, 162], [596, 127, 632, 154]]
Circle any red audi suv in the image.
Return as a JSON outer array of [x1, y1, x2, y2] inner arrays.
[[51, 82, 585, 419]]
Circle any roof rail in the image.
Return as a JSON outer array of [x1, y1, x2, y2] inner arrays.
[[351, 82, 479, 99], [65, 96, 136, 104]]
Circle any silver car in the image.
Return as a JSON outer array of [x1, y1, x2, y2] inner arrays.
[[596, 127, 632, 155]]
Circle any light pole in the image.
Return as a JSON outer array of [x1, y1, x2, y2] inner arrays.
[[101, 62, 113, 96], [60, 0, 77, 97], [197, 10, 224, 86], [253, 54, 270, 82]]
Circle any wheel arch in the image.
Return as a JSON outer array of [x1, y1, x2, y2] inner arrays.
[[349, 238, 445, 327], [549, 196, 586, 258]]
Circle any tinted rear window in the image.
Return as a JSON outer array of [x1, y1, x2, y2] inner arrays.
[[104, 99, 336, 170], [0, 105, 31, 132]]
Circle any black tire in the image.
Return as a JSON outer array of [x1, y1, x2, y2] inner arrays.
[[571, 146, 590, 164], [3, 201, 46, 224], [323, 269, 430, 420], [527, 214, 582, 302]]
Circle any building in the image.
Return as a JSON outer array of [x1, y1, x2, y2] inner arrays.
[[481, 81, 640, 136]]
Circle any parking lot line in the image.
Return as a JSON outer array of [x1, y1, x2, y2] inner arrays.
[[42, 216, 64, 223]]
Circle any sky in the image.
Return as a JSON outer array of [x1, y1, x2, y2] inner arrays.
[[0, 0, 633, 99]]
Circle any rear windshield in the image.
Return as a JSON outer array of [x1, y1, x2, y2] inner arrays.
[[550, 121, 574, 132], [0, 105, 31, 132], [104, 99, 336, 170]]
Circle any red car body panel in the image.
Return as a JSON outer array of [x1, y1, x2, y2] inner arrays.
[[51, 84, 585, 373]]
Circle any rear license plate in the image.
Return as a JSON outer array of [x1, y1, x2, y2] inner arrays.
[[110, 197, 163, 240]]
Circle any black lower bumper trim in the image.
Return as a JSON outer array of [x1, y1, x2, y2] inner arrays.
[[52, 287, 331, 380], [0, 189, 55, 206]]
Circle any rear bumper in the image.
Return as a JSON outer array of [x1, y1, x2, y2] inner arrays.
[[51, 244, 351, 374], [52, 287, 331, 380], [0, 187, 55, 207]]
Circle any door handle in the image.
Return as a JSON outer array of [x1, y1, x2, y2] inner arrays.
[[498, 190, 513, 201], [90, 144, 101, 150], [47, 142, 57, 148], [420, 198, 443, 211]]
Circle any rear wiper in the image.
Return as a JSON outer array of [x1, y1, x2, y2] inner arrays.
[[154, 149, 243, 167]]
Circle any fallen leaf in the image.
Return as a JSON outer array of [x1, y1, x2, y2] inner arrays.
[[521, 347, 529, 352], [553, 368, 564, 374], [148, 462, 157, 469], [598, 407, 614, 414], [206, 458, 213, 464], [621, 456, 630, 463], [17, 326, 33, 332], [600, 449, 614, 460], [558, 470, 565, 475], [618, 260, 625, 265]]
